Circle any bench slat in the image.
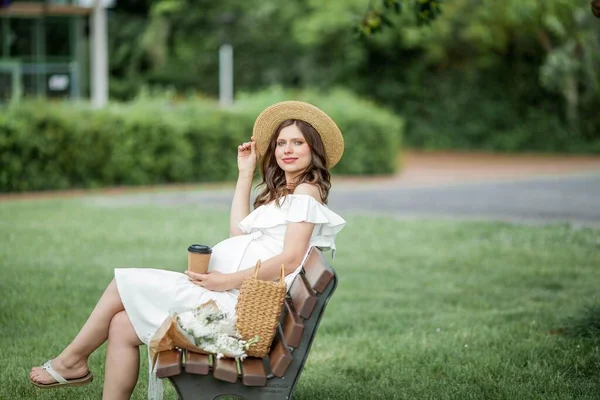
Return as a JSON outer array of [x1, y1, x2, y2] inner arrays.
[[282, 299, 304, 348], [184, 351, 210, 375], [289, 274, 317, 320], [155, 349, 182, 378], [303, 248, 334, 294], [241, 358, 267, 387], [269, 331, 292, 378], [213, 357, 238, 383]]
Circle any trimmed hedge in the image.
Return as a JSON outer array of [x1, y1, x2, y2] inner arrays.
[[0, 88, 404, 192]]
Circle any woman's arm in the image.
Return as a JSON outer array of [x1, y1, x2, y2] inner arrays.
[[229, 170, 253, 237], [229, 140, 257, 237]]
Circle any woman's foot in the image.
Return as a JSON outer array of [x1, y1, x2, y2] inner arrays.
[[29, 357, 90, 386]]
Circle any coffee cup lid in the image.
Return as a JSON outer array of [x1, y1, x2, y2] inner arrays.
[[188, 244, 212, 254]]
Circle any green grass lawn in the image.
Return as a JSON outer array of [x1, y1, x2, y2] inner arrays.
[[1, 195, 599, 399]]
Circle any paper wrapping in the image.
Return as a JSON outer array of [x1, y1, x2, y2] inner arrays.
[[149, 300, 224, 368]]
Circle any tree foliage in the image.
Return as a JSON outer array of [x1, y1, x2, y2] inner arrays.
[[108, 0, 600, 151], [357, 0, 443, 36]]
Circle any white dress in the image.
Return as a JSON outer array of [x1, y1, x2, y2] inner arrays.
[[115, 194, 346, 344]]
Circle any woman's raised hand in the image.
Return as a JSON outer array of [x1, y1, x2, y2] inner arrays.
[[237, 137, 257, 173]]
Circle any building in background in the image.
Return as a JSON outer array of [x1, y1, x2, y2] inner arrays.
[[0, 0, 110, 105]]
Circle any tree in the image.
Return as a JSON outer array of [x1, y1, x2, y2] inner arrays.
[[389, 0, 599, 134], [107, 0, 600, 148], [358, 0, 442, 36], [592, 0, 600, 18]]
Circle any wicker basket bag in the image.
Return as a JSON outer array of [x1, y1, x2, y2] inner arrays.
[[235, 260, 287, 358]]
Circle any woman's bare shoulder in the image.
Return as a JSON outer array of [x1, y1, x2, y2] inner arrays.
[[293, 183, 323, 203]]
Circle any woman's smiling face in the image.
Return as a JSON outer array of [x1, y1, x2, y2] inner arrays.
[[275, 123, 312, 180]]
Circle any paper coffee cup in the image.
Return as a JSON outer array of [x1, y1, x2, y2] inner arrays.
[[187, 244, 212, 274]]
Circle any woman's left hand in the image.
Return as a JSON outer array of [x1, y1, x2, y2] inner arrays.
[[185, 270, 236, 292]]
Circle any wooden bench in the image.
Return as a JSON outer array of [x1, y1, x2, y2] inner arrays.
[[155, 246, 338, 400]]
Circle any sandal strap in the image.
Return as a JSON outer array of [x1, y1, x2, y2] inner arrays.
[[41, 360, 68, 384]]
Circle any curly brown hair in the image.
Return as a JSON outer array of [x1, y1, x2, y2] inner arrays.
[[253, 119, 331, 209]]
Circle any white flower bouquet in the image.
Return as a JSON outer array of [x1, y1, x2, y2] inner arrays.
[[149, 300, 257, 368]]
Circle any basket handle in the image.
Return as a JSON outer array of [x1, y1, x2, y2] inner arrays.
[[253, 260, 286, 283], [253, 260, 261, 278]]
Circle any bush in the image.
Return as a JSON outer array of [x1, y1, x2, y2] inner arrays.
[[384, 65, 600, 153], [0, 88, 404, 192]]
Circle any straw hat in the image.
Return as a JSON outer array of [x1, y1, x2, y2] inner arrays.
[[252, 101, 344, 168]]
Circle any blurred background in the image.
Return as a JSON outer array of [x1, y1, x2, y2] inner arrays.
[[0, 0, 599, 193]]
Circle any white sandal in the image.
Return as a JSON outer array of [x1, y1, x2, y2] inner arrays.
[[30, 360, 93, 389]]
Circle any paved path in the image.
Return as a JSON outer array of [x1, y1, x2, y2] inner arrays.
[[81, 152, 600, 227], [331, 172, 600, 226]]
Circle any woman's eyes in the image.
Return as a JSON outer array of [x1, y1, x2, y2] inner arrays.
[[277, 141, 304, 146]]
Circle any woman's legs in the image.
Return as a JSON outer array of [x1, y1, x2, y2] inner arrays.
[[103, 310, 143, 400], [30, 279, 125, 384]]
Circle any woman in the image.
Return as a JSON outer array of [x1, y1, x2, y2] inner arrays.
[[29, 101, 346, 399]]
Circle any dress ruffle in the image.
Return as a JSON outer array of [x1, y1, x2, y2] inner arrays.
[[238, 194, 346, 258]]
